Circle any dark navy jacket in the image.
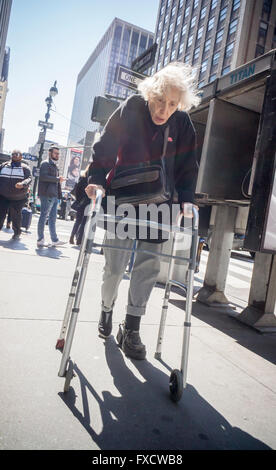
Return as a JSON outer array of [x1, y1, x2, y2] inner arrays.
[[0, 160, 32, 200]]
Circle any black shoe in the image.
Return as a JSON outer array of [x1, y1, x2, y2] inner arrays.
[[12, 234, 20, 240], [6, 223, 11, 229], [69, 235, 75, 244], [98, 310, 113, 338], [116, 323, 146, 360]]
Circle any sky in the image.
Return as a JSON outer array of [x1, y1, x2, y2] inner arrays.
[[3, 0, 159, 153]]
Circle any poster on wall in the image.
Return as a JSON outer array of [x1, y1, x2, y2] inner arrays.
[[65, 148, 83, 191]]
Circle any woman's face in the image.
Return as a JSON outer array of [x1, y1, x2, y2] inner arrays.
[[148, 87, 181, 126]]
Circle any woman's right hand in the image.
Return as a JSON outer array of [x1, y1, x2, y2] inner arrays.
[[85, 184, 105, 200]]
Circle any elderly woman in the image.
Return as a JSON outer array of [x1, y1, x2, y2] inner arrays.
[[85, 62, 200, 360]]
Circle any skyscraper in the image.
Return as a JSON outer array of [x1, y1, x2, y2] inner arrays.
[[152, 0, 276, 88], [67, 18, 154, 150], [0, 0, 12, 76]]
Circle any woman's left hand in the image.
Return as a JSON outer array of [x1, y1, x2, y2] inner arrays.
[[181, 202, 199, 218]]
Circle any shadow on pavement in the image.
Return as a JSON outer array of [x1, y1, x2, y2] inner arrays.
[[35, 248, 70, 260], [169, 298, 276, 365], [59, 337, 270, 450], [0, 239, 28, 251]]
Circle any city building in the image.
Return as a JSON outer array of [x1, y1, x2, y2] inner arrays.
[[0, 0, 12, 75], [152, 0, 276, 88], [0, 46, 10, 151], [67, 17, 154, 158]]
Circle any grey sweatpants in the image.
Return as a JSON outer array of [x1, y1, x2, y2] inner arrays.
[[101, 233, 163, 317]]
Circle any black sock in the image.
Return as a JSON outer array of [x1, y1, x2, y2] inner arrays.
[[125, 314, 141, 331]]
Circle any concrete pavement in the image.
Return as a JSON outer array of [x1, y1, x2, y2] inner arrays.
[[0, 215, 275, 450]]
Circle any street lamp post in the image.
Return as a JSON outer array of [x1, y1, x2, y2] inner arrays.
[[32, 80, 58, 213]]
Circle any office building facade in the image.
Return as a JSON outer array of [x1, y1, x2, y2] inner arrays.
[[0, 0, 12, 75], [67, 18, 154, 151], [152, 0, 276, 88]]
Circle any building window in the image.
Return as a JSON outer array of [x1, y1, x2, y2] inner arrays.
[[197, 26, 204, 39], [209, 73, 217, 82], [159, 45, 164, 57], [169, 22, 174, 33], [232, 0, 240, 11], [216, 28, 224, 44], [187, 34, 194, 47], [178, 42, 184, 57], [173, 31, 179, 44], [198, 80, 205, 88], [255, 44, 265, 57], [208, 17, 215, 31], [262, 0, 272, 21], [193, 0, 199, 9], [162, 30, 166, 40], [201, 60, 208, 73], [225, 42, 234, 58], [176, 13, 182, 26], [164, 13, 169, 24], [179, 0, 184, 8], [193, 46, 200, 61], [222, 65, 230, 75], [160, 4, 165, 15], [211, 0, 218, 10], [181, 23, 187, 36], [164, 55, 169, 66], [184, 6, 190, 18], [229, 18, 238, 35], [204, 38, 211, 52], [212, 51, 220, 65], [219, 6, 227, 22], [259, 21, 268, 37], [166, 39, 171, 51], [191, 15, 197, 28], [200, 6, 207, 20], [171, 5, 176, 18], [171, 49, 176, 60], [184, 53, 190, 63]]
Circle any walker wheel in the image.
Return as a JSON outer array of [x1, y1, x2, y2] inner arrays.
[[63, 360, 75, 393], [169, 369, 183, 403]]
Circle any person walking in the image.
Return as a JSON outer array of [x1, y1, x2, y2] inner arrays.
[[85, 63, 200, 360], [37, 145, 67, 247], [69, 165, 90, 245], [0, 150, 32, 240]]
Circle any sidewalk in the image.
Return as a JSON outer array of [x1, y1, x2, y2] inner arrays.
[[0, 217, 275, 450]]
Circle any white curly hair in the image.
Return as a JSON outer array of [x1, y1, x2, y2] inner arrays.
[[138, 62, 200, 111]]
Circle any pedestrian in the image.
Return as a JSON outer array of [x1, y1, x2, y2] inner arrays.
[[5, 209, 12, 229], [85, 62, 200, 360], [37, 144, 67, 247], [69, 165, 90, 245], [0, 149, 32, 240]]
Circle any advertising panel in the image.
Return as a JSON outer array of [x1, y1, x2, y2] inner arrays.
[[65, 148, 83, 191]]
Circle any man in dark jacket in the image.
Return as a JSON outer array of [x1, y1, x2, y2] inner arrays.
[[0, 150, 32, 240], [37, 145, 67, 247]]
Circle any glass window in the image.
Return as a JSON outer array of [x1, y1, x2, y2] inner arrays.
[[171, 49, 176, 60], [204, 38, 211, 52], [160, 4, 165, 15], [178, 42, 184, 56], [211, 0, 218, 9], [222, 65, 230, 75], [212, 51, 220, 65], [219, 6, 227, 22], [191, 15, 197, 28], [182, 23, 187, 36], [171, 5, 176, 17], [164, 55, 169, 66], [229, 18, 238, 35], [184, 6, 190, 18], [197, 26, 204, 39], [201, 60, 208, 72], [184, 53, 190, 63], [148, 37, 153, 48], [209, 73, 217, 82], [198, 80, 205, 88], [166, 39, 171, 50], [162, 30, 166, 40], [208, 17, 215, 31], [114, 25, 122, 40], [193, 0, 199, 9], [169, 22, 174, 33], [216, 28, 224, 43], [179, 0, 184, 8], [194, 46, 200, 60], [173, 31, 179, 44], [187, 34, 194, 47], [176, 13, 182, 26], [255, 44, 265, 57], [225, 42, 234, 57], [200, 6, 207, 20], [164, 13, 169, 24], [232, 0, 240, 11]]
